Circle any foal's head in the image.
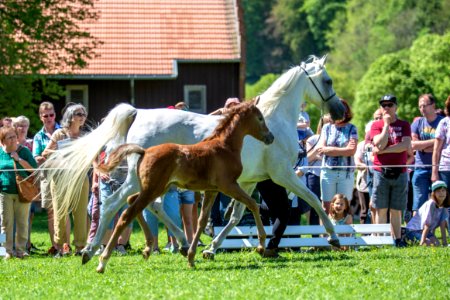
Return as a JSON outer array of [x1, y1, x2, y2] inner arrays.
[[207, 100, 274, 145]]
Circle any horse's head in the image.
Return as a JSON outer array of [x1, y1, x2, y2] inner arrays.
[[302, 55, 345, 121], [241, 101, 274, 145]]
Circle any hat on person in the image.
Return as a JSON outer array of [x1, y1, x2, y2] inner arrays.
[[224, 97, 240, 108], [431, 181, 447, 192], [379, 94, 397, 105]]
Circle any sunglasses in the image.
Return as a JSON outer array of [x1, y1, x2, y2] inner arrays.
[[381, 102, 394, 108], [41, 113, 55, 118], [74, 112, 87, 117]]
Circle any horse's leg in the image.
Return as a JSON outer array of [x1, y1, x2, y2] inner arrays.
[[203, 182, 256, 259], [97, 193, 153, 273], [270, 170, 340, 247], [187, 191, 217, 268], [128, 193, 154, 260], [82, 184, 133, 264], [147, 197, 190, 256], [222, 183, 266, 255]]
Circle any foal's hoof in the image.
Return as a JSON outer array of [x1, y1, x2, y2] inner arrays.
[[262, 248, 279, 258], [202, 250, 215, 260], [81, 251, 92, 265], [142, 247, 151, 260], [96, 265, 105, 274], [328, 236, 341, 248], [255, 245, 265, 256], [180, 247, 189, 257]]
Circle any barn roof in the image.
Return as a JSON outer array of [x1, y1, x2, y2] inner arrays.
[[67, 0, 241, 78]]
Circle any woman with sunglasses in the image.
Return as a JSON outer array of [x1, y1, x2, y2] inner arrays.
[[0, 126, 37, 259], [42, 103, 89, 257]]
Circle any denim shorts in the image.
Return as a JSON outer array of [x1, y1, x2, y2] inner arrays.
[[178, 189, 195, 205], [320, 169, 354, 202], [372, 170, 408, 210], [405, 229, 435, 243]]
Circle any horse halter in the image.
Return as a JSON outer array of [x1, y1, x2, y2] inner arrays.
[[300, 66, 336, 103]]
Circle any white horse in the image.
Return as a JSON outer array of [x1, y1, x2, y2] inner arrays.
[[40, 55, 345, 265]]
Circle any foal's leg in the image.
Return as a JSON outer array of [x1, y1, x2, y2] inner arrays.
[[97, 193, 153, 273], [127, 193, 154, 260], [187, 191, 217, 268], [222, 183, 266, 255], [203, 183, 255, 259]]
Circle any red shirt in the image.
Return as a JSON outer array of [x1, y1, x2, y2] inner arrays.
[[369, 118, 411, 172]]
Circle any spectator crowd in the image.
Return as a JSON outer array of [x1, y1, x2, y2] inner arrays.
[[1, 93, 449, 260]]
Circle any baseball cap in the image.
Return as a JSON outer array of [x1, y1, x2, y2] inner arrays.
[[431, 180, 447, 192], [379, 94, 397, 105]]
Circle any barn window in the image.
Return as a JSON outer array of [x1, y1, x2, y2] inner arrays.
[[184, 85, 206, 113], [66, 85, 89, 108]]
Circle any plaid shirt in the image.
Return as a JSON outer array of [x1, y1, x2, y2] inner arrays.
[[32, 123, 61, 157]]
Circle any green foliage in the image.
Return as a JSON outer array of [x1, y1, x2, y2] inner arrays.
[[245, 73, 279, 99], [353, 52, 431, 135], [409, 33, 450, 103], [0, 0, 100, 127], [328, 0, 450, 101]]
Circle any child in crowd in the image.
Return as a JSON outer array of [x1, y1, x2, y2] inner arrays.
[[328, 194, 353, 250], [405, 181, 449, 246], [329, 193, 353, 226]]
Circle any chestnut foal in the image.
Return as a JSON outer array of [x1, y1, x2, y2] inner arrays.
[[95, 101, 274, 272]]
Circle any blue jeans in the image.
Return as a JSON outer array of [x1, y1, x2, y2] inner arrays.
[[142, 187, 182, 237], [99, 180, 131, 229], [412, 168, 432, 211]]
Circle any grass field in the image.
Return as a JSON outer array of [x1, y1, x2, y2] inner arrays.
[[1, 211, 449, 300]]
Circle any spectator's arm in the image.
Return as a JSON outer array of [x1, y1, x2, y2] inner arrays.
[[378, 137, 411, 154], [432, 138, 444, 182], [319, 138, 357, 157], [411, 133, 435, 152], [440, 221, 448, 246], [420, 225, 431, 246], [373, 122, 390, 150]]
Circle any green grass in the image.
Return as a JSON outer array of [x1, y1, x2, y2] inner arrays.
[[1, 211, 449, 299]]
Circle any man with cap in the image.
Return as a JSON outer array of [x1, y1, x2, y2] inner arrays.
[[369, 94, 412, 247]]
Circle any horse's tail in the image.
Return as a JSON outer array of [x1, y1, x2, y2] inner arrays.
[[97, 144, 145, 174], [38, 103, 137, 217]]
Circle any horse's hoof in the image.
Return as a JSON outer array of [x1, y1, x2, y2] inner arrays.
[[255, 246, 265, 256], [188, 259, 196, 268], [142, 248, 151, 260], [262, 248, 280, 258], [81, 251, 92, 265], [328, 236, 341, 248], [202, 250, 215, 260], [180, 247, 189, 257], [96, 265, 105, 273]]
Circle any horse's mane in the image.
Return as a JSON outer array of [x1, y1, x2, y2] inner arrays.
[[258, 55, 323, 116], [202, 101, 254, 142]]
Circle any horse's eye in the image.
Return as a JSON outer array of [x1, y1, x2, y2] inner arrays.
[[325, 78, 332, 85]]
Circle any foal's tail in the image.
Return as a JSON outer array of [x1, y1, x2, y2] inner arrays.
[[97, 144, 145, 174], [37, 103, 138, 217]]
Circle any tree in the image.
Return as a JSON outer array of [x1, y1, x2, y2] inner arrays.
[[0, 0, 100, 130], [353, 52, 431, 135], [409, 33, 450, 102]]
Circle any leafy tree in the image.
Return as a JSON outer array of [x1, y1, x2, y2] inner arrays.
[[328, 0, 450, 102], [409, 33, 450, 103], [243, 0, 291, 83], [353, 52, 431, 136], [0, 0, 100, 131]]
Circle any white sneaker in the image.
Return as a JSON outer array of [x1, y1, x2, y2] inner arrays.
[[162, 242, 171, 252], [94, 245, 105, 256]]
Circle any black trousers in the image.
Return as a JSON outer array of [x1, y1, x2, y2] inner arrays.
[[256, 179, 290, 250]]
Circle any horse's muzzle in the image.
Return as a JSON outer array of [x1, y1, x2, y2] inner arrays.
[[263, 132, 275, 145]]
